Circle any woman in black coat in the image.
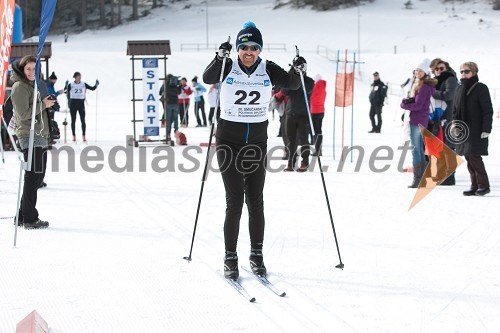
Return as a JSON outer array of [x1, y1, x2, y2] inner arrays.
[[452, 62, 493, 196]]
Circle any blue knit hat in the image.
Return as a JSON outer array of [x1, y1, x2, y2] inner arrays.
[[236, 21, 263, 51]]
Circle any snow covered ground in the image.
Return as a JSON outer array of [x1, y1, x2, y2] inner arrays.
[[1, 0, 499, 331]]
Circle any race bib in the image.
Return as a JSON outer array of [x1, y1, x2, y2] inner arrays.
[[70, 82, 86, 99], [219, 59, 272, 123]]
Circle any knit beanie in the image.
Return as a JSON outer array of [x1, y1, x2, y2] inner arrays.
[[49, 72, 57, 80], [416, 59, 431, 75], [236, 21, 263, 51]]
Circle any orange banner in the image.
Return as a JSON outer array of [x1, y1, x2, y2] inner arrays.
[[0, 0, 16, 119], [335, 72, 354, 107]]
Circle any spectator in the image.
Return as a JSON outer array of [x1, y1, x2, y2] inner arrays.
[[430, 59, 459, 185], [368, 72, 387, 133], [207, 83, 220, 126], [178, 77, 192, 127], [202, 21, 303, 279], [400, 59, 437, 188], [10, 55, 55, 229], [452, 62, 493, 196], [160, 74, 182, 142], [191, 76, 208, 127], [283, 65, 315, 172], [310, 74, 327, 156], [66, 71, 98, 142]]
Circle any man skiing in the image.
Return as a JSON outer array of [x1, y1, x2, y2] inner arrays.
[[203, 21, 306, 280]]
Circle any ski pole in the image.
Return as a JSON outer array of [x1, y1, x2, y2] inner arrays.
[[184, 37, 230, 262], [0, 117, 4, 164], [295, 45, 344, 270]]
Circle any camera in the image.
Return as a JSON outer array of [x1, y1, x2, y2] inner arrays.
[[402, 97, 415, 105], [48, 94, 60, 111]]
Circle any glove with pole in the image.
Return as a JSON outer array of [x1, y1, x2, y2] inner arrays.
[[292, 56, 307, 74], [217, 42, 232, 60]]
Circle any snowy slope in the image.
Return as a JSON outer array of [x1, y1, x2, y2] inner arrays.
[[1, 0, 500, 332]]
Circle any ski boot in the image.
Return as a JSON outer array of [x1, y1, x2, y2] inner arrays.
[[249, 249, 267, 277], [23, 219, 49, 229], [224, 251, 239, 280]]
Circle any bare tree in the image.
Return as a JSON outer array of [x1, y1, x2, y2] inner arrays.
[[132, 0, 139, 20]]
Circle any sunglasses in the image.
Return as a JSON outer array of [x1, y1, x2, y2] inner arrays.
[[460, 69, 472, 74], [435, 66, 446, 71], [239, 44, 259, 51]]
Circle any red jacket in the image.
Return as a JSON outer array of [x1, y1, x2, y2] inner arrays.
[[310, 79, 326, 114], [178, 84, 192, 105]]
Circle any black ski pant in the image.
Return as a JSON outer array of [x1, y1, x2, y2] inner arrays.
[[216, 140, 267, 253], [465, 155, 490, 190], [208, 107, 221, 125], [369, 104, 383, 131], [286, 114, 311, 167], [194, 97, 207, 126], [311, 113, 324, 153], [70, 99, 86, 136], [20, 146, 46, 223]]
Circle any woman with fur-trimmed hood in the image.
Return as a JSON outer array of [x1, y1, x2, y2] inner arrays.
[[400, 58, 437, 188]]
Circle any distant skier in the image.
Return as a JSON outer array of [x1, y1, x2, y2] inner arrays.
[[368, 71, 387, 133], [66, 72, 99, 142], [203, 21, 304, 280]]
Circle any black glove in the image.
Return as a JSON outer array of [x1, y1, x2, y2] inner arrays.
[[96, 79, 100, 86], [217, 42, 232, 59], [292, 56, 307, 74]]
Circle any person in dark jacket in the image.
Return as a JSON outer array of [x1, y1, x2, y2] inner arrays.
[[160, 75, 182, 141], [283, 70, 315, 172], [66, 71, 99, 142], [452, 62, 493, 196], [368, 72, 387, 133], [10, 55, 55, 229], [400, 59, 437, 188], [431, 59, 459, 185], [203, 21, 303, 280]]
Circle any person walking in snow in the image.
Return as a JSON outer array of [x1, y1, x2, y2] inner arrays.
[[400, 59, 437, 188], [452, 62, 493, 196], [191, 76, 208, 127], [178, 77, 192, 127], [203, 21, 304, 280], [66, 72, 98, 142], [310, 74, 327, 156], [368, 71, 387, 133]]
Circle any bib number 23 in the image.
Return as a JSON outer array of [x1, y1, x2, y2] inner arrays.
[[234, 90, 261, 105]]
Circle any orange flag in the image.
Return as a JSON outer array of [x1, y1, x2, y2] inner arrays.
[[335, 72, 354, 107]]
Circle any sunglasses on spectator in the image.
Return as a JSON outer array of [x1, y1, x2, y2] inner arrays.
[[460, 69, 472, 74], [435, 66, 446, 71], [239, 44, 260, 51]]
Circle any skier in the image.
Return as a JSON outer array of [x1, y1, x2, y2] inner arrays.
[[178, 77, 192, 127], [160, 74, 182, 142], [202, 21, 305, 279], [66, 72, 99, 142]]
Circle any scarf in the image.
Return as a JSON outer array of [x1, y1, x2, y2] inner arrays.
[[435, 70, 453, 90], [456, 75, 479, 121]]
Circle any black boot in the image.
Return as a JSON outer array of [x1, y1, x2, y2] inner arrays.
[[23, 219, 49, 229], [249, 249, 267, 276], [439, 172, 456, 186], [408, 164, 422, 188], [224, 251, 239, 280]]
